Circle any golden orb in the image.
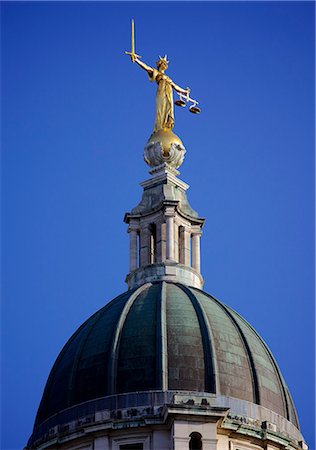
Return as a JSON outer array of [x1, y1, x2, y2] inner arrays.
[[144, 129, 186, 169], [146, 129, 184, 157]]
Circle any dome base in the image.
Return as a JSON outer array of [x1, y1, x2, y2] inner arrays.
[[125, 261, 204, 289], [27, 391, 305, 450]]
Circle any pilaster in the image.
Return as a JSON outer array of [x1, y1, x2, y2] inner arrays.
[[140, 224, 150, 267], [128, 227, 138, 272], [172, 420, 218, 450]]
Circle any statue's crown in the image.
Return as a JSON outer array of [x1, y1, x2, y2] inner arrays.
[[156, 55, 169, 66]]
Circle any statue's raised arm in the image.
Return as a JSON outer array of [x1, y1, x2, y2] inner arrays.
[[133, 57, 154, 79]]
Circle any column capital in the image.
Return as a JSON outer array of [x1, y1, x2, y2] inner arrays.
[[164, 209, 176, 218], [127, 217, 139, 229], [163, 200, 178, 216], [128, 225, 139, 233], [191, 225, 202, 236]]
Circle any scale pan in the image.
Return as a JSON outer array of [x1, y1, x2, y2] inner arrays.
[[189, 106, 201, 114], [175, 99, 186, 107]]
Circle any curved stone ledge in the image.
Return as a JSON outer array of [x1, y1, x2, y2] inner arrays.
[[27, 391, 305, 449]]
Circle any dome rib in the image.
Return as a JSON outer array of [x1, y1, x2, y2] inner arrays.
[[228, 305, 297, 426], [67, 309, 104, 406], [176, 283, 216, 393], [166, 283, 206, 390], [116, 282, 163, 393], [157, 282, 168, 390], [34, 289, 133, 428], [286, 386, 300, 428], [34, 308, 102, 428], [196, 289, 260, 405], [108, 283, 152, 394], [187, 287, 221, 394]]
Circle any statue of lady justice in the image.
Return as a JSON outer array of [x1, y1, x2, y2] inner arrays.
[[125, 20, 200, 169], [134, 54, 190, 132]]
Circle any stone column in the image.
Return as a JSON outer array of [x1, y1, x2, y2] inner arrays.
[[192, 230, 201, 272], [183, 228, 191, 266], [140, 225, 150, 267], [129, 228, 138, 272], [165, 212, 175, 260], [161, 222, 166, 262]]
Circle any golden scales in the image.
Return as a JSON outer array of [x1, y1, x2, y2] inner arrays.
[[175, 93, 201, 114]]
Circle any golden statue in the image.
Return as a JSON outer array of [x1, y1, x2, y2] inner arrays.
[[125, 20, 200, 135]]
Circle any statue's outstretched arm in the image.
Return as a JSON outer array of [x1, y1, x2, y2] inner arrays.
[[172, 81, 190, 97], [134, 57, 154, 77]]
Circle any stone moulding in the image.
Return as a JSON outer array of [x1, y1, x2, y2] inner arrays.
[[125, 262, 205, 290], [27, 392, 305, 450]]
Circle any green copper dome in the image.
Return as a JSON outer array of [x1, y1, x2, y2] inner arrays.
[[30, 281, 298, 446]]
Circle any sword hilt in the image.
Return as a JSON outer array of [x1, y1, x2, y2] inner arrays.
[[125, 51, 142, 63]]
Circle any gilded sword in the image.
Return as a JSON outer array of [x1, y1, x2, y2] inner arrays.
[[125, 19, 142, 62]]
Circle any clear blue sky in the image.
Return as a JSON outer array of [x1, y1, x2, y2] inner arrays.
[[2, 2, 314, 449]]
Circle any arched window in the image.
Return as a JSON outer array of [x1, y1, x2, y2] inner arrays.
[[137, 230, 140, 268], [189, 432, 202, 450], [178, 225, 185, 263], [149, 223, 157, 264]]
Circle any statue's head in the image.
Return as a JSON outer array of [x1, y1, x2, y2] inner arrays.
[[156, 55, 169, 72]]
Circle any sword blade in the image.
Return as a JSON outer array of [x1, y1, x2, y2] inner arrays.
[[131, 19, 135, 55]]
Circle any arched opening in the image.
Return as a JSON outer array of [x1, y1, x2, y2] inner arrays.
[[137, 230, 140, 268], [178, 225, 185, 263], [149, 223, 157, 264], [189, 432, 202, 450], [190, 233, 193, 267]]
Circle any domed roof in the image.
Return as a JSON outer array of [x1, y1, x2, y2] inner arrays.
[[34, 281, 298, 434]]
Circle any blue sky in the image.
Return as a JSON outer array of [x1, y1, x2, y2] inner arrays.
[[2, 2, 315, 449]]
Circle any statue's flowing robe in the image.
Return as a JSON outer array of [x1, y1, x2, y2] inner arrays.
[[149, 69, 174, 131]]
